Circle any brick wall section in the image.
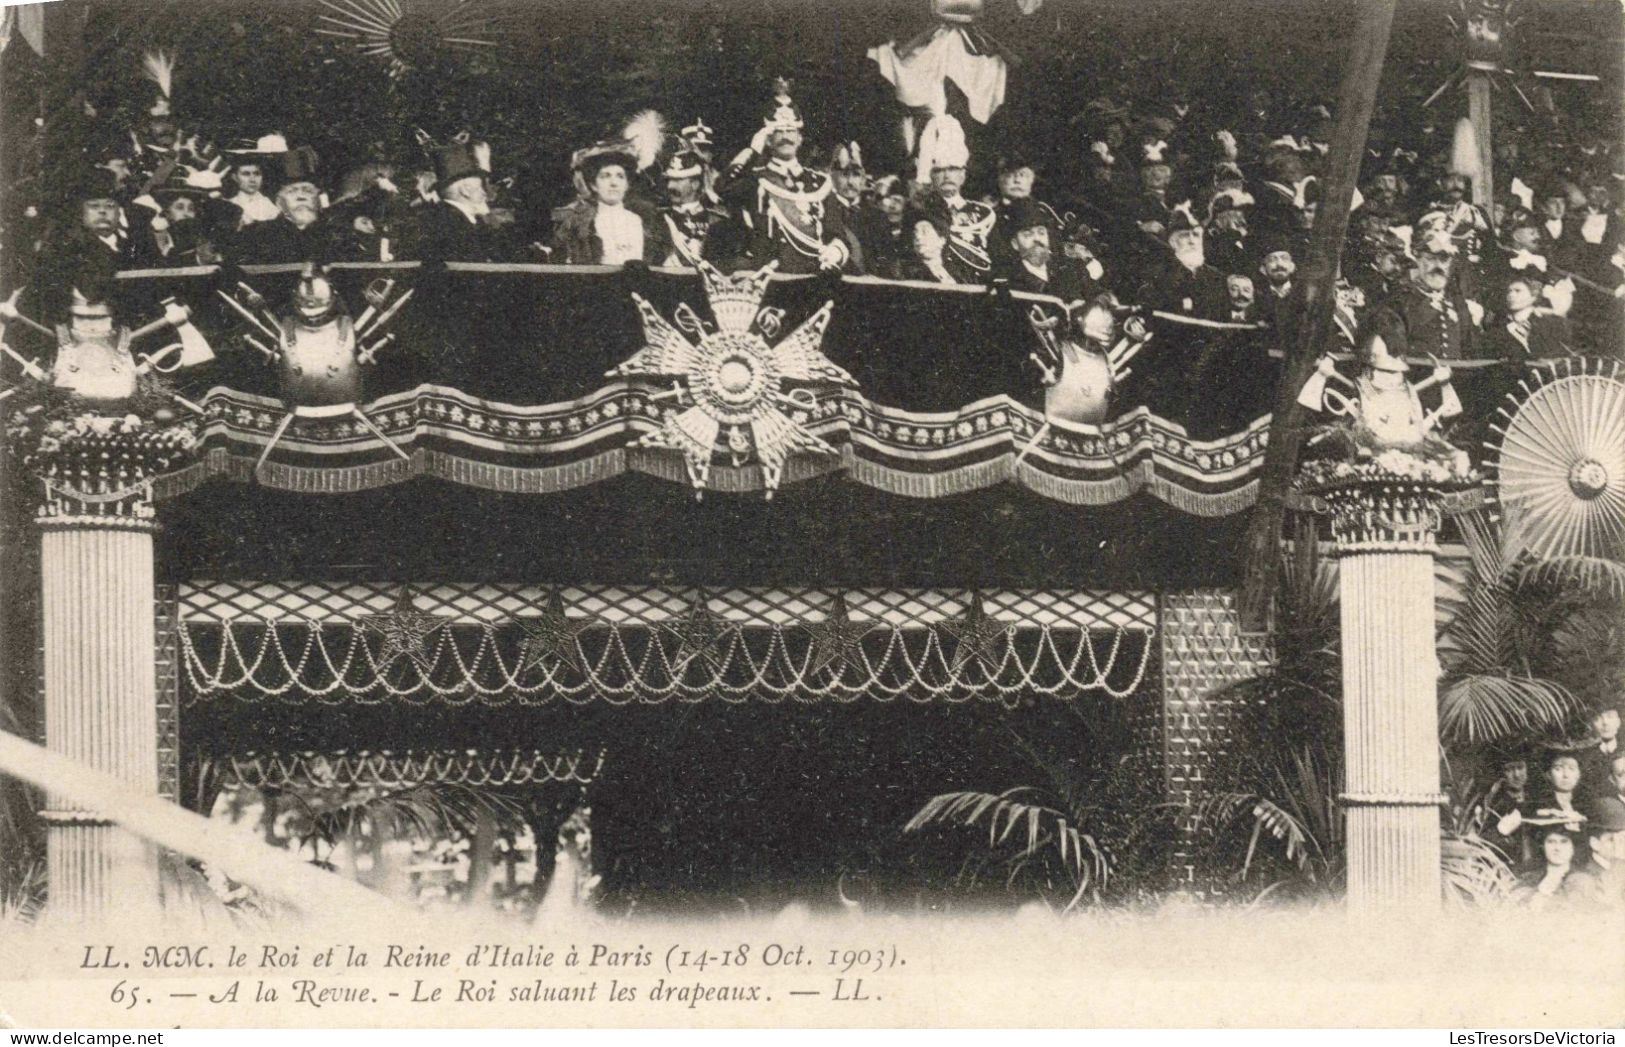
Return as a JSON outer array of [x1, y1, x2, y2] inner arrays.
[[1159, 591, 1272, 894], [154, 583, 180, 805]]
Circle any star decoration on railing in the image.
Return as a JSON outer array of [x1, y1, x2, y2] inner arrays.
[[938, 591, 1008, 673], [518, 589, 591, 674], [358, 586, 451, 671], [661, 596, 737, 674], [609, 260, 857, 499], [803, 591, 875, 676]]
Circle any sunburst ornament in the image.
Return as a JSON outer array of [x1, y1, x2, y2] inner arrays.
[[1489, 358, 1625, 564], [315, 0, 503, 77], [609, 261, 856, 499]]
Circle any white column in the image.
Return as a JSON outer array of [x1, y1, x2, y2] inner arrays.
[[1326, 478, 1446, 913], [37, 494, 162, 922]]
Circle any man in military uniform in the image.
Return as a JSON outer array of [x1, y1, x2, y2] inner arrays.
[[715, 92, 850, 274], [657, 150, 730, 267], [1358, 229, 1481, 361], [919, 128, 995, 282]]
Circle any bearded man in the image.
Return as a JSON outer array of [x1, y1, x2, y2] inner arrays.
[[233, 147, 332, 264]]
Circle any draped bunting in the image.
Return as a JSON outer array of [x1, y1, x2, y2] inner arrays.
[[90, 265, 1525, 511]]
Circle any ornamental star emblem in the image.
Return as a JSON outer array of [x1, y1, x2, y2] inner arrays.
[[661, 596, 736, 675], [517, 589, 591, 674], [804, 591, 875, 677], [358, 587, 451, 672], [938, 592, 1008, 674], [609, 260, 857, 498]]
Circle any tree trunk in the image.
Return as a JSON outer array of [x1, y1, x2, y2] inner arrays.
[[1238, 0, 1399, 629]]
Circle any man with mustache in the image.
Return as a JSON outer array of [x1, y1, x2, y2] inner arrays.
[[234, 146, 333, 264], [1357, 229, 1479, 361], [1003, 200, 1088, 302], [32, 168, 133, 323], [715, 89, 851, 275]]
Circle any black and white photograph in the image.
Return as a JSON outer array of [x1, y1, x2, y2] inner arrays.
[[0, 0, 1621, 1030]]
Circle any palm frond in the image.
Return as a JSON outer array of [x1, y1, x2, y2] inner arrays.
[[1438, 672, 1578, 744], [1517, 555, 1625, 600], [1440, 832, 1518, 905], [905, 787, 1110, 896]]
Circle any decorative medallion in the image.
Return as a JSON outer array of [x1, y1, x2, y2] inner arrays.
[[314, 0, 505, 78], [358, 587, 451, 671], [938, 591, 1008, 673], [803, 591, 875, 676], [661, 596, 736, 674], [1490, 358, 1625, 563], [517, 589, 591, 674], [609, 260, 856, 498]]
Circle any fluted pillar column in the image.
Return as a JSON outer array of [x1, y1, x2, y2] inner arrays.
[[1321, 476, 1446, 913], [34, 462, 164, 922]]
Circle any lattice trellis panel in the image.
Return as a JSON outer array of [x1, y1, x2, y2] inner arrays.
[[179, 582, 1156, 630], [177, 582, 1156, 706], [1159, 591, 1272, 892], [155, 585, 181, 804], [210, 749, 604, 790]]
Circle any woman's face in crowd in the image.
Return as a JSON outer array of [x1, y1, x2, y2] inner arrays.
[[1543, 832, 1574, 867], [1549, 757, 1580, 793], [1542, 195, 1566, 220], [593, 165, 628, 205], [235, 165, 264, 195], [998, 166, 1034, 200], [880, 194, 907, 223]]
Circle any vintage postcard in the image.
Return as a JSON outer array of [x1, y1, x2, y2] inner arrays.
[[0, 0, 1621, 1030]]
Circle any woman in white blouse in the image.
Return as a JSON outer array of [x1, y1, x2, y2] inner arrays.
[[551, 143, 668, 266]]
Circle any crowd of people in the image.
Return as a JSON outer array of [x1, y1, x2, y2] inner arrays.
[[15, 43, 1625, 399], [1469, 704, 1625, 909]]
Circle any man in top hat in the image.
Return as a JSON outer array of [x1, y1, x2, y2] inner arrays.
[[416, 139, 501, 265], [551, 142, 667, 266], [657, 150, 730, 268], [131, 168, 213, 267], [32, 168, 134, 323], [1577, 704, 1622, 807], [1256, 235, 1301, 332], [220, 135, 292, 227], [715, 88, 851, 274], [917, 115, 994, 282], [1357, 228, 1480, 361], [990, 152, 1060, 273], [1002, 200, 1091, 302], [233, 145, 333, 264], [1583, 796, 1625, 906], [1134, 201, 1229, 322]]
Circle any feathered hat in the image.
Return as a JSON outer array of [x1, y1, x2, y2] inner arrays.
[[916, 112, 969, 183], [140, 50, 175, 119], [832, 142, 864, 172], [622, 110, 667, 173], [1165, 200, 1203, 237]]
